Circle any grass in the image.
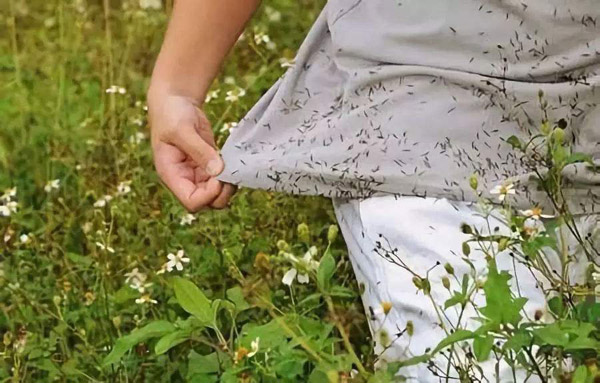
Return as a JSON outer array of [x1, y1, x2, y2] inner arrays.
[[0, 0, 375, 381]]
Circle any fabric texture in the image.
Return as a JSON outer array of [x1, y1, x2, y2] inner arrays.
[[332, 194, 598, 382], [217, 0, 600, 215]]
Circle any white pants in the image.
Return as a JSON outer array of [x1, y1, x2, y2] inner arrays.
[[332, 195, 598, 383]]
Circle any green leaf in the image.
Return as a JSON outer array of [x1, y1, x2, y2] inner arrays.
[[548, 296, 564, 317], [444, 291, 465, 309], [329, 285, 356, 298], [432, 329, 475, 355], [317, 251, 336, 291], [112, 285, 140, 304], [155, 329, 191, 355], [173, 277, 214, 325], [226, 286, 250, 313], [503, 328, 532, 352], [240, 319, 289, 350], [506, 135, 522, 149], [473, 335, 494, 361], [188, 351, 222, 376], [564, 152, 594, 167], [188, 375, 218, 383], [480, 261, 527, 325], [65, 252, 93, 267], [103, 321, 175, 366], [533, 320, 599, 350], [573, 365, 588, 383]]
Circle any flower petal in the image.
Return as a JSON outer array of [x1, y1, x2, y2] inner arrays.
[[297, 273, 309, 284], [282, 268, 297, 286]]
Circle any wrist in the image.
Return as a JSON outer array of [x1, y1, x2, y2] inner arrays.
[[147, 78, 207, 109], [148, 60, 211, 107]]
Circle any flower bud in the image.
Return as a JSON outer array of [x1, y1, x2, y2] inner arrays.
[[462, 242, 471, 256], [412, 276, 422, 289], [498, 237, 510, 251], [381, 301, 392, 315], [327, 224, 339, 243], [442, 276, 451, 290], [444, 263, 455, 275], [297, 223, 310, 243], [469, 173, 478, 190], [540, 120, 551, 135], [460, 223, 472, 234], [406, 320, 414, 337], [276, 240, 289, 252], [552, 127, 565, 144]]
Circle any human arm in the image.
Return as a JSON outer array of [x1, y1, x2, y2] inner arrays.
[[147, 0, 261, 211]]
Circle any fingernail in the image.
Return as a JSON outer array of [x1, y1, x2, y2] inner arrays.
[[206, 159, 223, 176]]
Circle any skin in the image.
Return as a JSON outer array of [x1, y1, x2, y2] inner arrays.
[[147, 0, 262, 212]]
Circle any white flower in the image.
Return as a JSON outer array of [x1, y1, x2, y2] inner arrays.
[[1, 187, 16, 202], [372, 301, 393, 319], [204, 89, 220, 104], [95, 241, 115, 253], [0, 201, 18, 217], [220, 122, 238, 134], [125, 268, 152, 293], [282, 268, 300, 286], [124, 267, 145, 285], [117, 181, 132, 196], [279, 57, 295, 68], [135, 294, 158, 304], [139, 0, 161, 10], [180, 213, 196, 226], [19, 234, 30, 244], [489, 182, 516, 202], [225, 87, 246, 103], [247, 337, 260, 358], [105, 85, 127, 94], [131, 118, 144, 127], [129, 132, 146, 144], [281, 247, 320, 286], [166, 250, 190, 272], [522, 217, 546, 238], [265, 6, 281, 22], [93, 194, 113, 208], [254, 32, 271, 45], [44, 179, 60, 193], [224, 76, 236, 85], [518, 206, 554, 220]]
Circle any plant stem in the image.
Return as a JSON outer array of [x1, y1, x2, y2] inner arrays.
[[324, 295, 369, 377]]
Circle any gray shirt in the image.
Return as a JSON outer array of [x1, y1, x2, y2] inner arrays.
[[218, 0, 600, 215]]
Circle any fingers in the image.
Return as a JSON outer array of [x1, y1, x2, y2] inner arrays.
[[170, 121, 224, 177], [210, 183, 237, 209], [154, 143, 223, 212]]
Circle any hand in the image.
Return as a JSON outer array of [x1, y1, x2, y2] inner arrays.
[[148, 90, 236, 212]]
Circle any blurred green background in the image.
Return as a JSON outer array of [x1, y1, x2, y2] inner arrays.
[[0, 0, 374, 381]]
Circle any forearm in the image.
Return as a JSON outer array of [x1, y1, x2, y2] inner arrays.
[[148, 0, 261, 104]]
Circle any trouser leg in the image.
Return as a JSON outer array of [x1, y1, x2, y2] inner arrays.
[[332, 195, 596, 382]]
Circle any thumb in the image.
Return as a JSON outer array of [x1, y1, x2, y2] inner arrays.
[[175, 122, 224, 177]]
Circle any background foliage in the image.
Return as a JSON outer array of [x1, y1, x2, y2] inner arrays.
[[1, 0, 379, 381]]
